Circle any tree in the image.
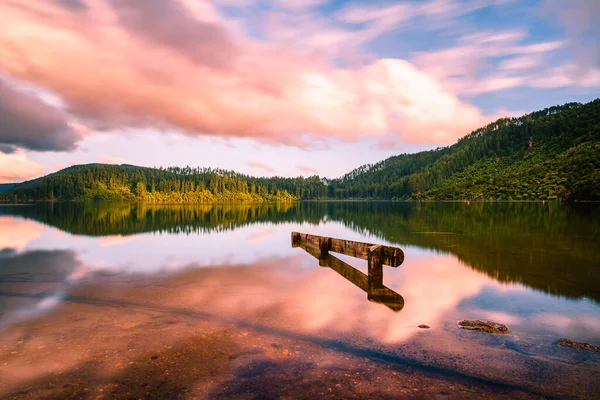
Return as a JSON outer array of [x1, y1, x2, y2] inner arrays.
[[135, 181, 147, 197]]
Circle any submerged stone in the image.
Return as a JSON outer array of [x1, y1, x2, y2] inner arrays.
[[556, 339, 599, 351], [458, 320, 511, 334]]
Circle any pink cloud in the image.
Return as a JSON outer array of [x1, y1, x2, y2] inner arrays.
[[335, 2, 413, 37], [0, 1, 511, 148], [334, 0, 498, 40], [271, 0, 328, 9], [377, 135, 399, 149], [247, 160, 275, 173], [413, 31, 566, 96], [465, 76, 526, 95], [99, 155, 130, 165], [499, 55, 541, 71], [0, 152, 44, 183], [297, 164, 319, 174], [531, 64, 600, 88]]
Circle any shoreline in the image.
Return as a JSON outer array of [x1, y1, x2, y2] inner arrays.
[[2, 199, 599, 204]]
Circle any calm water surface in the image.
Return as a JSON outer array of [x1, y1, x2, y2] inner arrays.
[[1, 201, 599, 398]]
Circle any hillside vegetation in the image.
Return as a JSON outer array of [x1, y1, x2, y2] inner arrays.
[[328, 99, 600, 200], [0, 164, 299, 203], [1, 99, 599, 202]]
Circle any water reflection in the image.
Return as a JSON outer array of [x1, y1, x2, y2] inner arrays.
[[0, 248, 81, 329], [2, 202, 599, 302], [0, 216, 44, 252], [0, 202, 599, 345], [293, 237, 404, 312]]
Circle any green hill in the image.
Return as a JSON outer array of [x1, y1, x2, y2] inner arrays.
[[1, 99, 599, 202], [328, 99, 600, 201], [0, 164, 299, 203]]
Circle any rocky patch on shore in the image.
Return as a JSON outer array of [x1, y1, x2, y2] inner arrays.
[[458, 320, 511, 334], [556, 339, 599, 351]]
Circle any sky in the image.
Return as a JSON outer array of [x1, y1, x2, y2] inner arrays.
[[0, 0, 598, 182]]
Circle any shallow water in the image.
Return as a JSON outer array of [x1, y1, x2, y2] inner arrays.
[[1, 201, 599, 398]]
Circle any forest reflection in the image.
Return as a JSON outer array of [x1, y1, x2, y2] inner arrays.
[[1, 201, 599, 302]]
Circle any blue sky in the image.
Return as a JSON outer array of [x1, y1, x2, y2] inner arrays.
[[0, 0, 598, 181]]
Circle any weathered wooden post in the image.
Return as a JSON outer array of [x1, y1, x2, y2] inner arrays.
[[291, 232, 301, 248], [368, 244, 383, 288], [319, 237, 331, 260], [318, 257, 329, 267]]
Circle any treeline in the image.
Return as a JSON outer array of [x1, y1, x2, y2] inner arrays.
[[1, 99, 599, 202], [1, 164, 299, 203]]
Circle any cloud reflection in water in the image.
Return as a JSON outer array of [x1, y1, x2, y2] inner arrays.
[[0, 210, 599, 347]]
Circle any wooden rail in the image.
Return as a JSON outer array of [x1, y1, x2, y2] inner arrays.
[[291, 232, 404, 268], [291, 232, 405, 311]]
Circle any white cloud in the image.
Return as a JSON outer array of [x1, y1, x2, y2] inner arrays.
[[413, 31, 567, 95]]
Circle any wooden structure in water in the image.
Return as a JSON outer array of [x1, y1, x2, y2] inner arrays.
[[291, 232, 405, 311]]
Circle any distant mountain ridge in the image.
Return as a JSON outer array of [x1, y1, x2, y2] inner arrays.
[[1, 98, 599, 202]]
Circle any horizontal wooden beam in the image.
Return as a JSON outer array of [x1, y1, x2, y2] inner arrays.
[[291, 232, 404, 267]]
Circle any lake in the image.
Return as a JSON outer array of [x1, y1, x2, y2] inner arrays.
[[1, 202, 599, 399]]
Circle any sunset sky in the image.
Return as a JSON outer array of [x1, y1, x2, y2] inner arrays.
[[0, 0, 598, 182]]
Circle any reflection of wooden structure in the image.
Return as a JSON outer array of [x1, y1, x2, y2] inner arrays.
[[291, 232, 405, 312]]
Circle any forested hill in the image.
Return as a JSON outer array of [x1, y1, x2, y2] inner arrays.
[[328, 99, 600, 200], [1, 98, 599, 202], [0, 164, 300, 202]]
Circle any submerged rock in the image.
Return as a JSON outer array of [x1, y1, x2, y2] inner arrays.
[[418, 325, 430, 329], [557, 339, 599, 351], [458, 320, 511, 334]]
